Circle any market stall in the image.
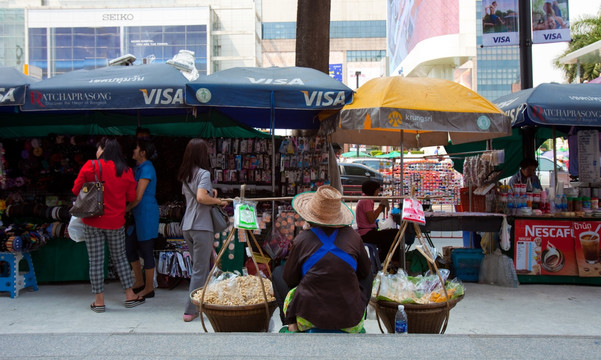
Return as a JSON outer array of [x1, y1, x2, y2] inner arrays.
[[492, 82, 601, 285], [1, 65, 351, 287]]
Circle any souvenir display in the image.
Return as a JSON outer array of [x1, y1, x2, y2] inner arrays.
[[279, 136, 329, 196]]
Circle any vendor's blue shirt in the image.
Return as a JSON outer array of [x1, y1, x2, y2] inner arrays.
[[132, 160, 159, 241]]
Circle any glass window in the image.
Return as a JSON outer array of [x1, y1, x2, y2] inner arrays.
[[263, 20, 386, 40], [347, 50, 386, 62]]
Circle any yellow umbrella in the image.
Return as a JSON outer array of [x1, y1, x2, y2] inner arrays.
[[330, 76, 511, 148]]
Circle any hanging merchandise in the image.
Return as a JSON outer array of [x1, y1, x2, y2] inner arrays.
[[279, 136, 328, 196], [234, 199, 259, 230]]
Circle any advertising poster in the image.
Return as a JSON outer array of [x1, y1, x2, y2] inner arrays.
[[387, 0, 459, 75], [532, 0, 571, 44], [514, 220, 578, 276], [329, 64, 343, 83], [481, 0, 519, 47], [573, 221, 601, 277]]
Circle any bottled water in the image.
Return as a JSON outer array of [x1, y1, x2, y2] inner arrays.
[[394, 304, 408, 334]]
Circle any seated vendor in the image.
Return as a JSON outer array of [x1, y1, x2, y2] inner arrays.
[[272, 185, 373, 333], [356, 180, 415, 264], [508, 158, 542, 191]]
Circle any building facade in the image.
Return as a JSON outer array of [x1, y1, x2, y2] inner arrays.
[[0, 0, 519, 101], [0, 0, 261, 78]]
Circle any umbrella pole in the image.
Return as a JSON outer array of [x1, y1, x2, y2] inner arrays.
[[553, 126, 557, 195], [400, 130, 404, 196], [270, 91, 276, 222]]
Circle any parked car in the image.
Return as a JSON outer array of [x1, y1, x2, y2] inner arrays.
[[349, 158, 393, 175], [338, 162, 384, 195], [537, 157, 570, 188]]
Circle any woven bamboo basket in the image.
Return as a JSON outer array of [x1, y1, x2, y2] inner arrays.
[[190, 289, 276, 332], [370, 295, 464, 334]]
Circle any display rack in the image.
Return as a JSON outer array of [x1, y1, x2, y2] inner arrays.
[[400, 160, 462, 205]]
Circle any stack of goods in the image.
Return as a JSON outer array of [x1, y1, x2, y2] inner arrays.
[[0, 224, 50, 252]]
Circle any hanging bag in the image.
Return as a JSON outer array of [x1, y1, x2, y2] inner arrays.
[[183, 181, 230, 233], [210, 205, 230, 233], [70, 160, 104, 218]]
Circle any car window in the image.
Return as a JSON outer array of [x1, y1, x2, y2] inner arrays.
[[538, 158, 566, 171], [351, 159, 392, 171], [345, 165, 370, 176]]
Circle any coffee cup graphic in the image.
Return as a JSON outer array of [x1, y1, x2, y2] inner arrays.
[[542, 242, 564, 272], [579, 231, 600, 264]]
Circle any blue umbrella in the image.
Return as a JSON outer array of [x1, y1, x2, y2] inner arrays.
[[21, 63, 190, 111], [0, 67, 39, 107], [494, 82, 601, 130], [185, 66, 353, 130]]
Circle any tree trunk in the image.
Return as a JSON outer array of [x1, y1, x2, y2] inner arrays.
[[295, 0, 331, 73]]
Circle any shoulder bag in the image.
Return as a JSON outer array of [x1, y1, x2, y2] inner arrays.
[[70, 160, 105, 218], [183, 181, 230, 233]]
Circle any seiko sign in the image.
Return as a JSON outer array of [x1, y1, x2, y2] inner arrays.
[[102, 13, 134, 21]]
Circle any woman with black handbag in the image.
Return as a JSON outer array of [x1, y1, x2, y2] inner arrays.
[[177, 138, 228, 322], [72, 137, 144, 313]]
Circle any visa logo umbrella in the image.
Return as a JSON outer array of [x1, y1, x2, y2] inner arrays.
[[331, 76, 511, 148], [185, 66, 354, 130], [0, 67, 39, 107], [21, 63, 190, 111], [494, 82, 601, 130]]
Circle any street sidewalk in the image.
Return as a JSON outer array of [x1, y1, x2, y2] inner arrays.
[[1, 280, 600, 359], [1, 280, 599, 336]]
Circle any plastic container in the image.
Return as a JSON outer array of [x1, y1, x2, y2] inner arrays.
[[395, 304, 408, 334], [583, 197, 591, 211], [451, 248, 484, 282]]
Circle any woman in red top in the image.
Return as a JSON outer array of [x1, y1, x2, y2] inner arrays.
[[72, 137, 143, 312]]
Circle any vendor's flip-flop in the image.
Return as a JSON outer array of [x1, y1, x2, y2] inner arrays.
[[125, 296, 145, 308], [90, 303, 106, 313]]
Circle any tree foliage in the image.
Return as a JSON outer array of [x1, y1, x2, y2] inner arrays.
[[554, 7, 601, 83]]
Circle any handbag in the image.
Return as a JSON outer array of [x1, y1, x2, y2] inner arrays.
[[183, 181, 230, 233], [70, 160, 104, 218], [210, 205, 230, 233]]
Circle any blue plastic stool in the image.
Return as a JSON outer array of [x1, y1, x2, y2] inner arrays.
[[0, 252, 39, 298]]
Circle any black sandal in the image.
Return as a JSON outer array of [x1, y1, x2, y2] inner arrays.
[[90, 303, 106, 313], [125, 296, 145, 308]]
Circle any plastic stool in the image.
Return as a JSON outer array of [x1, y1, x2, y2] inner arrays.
[[0, 252, 39, 298]]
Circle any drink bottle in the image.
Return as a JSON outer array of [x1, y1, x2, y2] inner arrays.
[[394, 304, 408, 334]]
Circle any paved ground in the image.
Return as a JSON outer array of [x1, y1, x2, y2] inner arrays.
[[1, 234, 600, 358], [1, 278, 600, 359]]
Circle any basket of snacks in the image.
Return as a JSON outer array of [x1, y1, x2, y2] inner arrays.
[[370, 268, 465, 334], [190, 272, 276, 332]]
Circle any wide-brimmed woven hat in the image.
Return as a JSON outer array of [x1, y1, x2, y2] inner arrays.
[[292, 185, 354, 227]]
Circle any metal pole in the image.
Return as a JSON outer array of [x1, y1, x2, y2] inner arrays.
[[355, 70, 361, 159], [519, 0, 535, 160]]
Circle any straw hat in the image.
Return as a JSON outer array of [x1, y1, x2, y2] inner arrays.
[[292, 185, 354, 227]]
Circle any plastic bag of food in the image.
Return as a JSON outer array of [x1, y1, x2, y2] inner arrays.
[[234, 199, 259, 230]]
